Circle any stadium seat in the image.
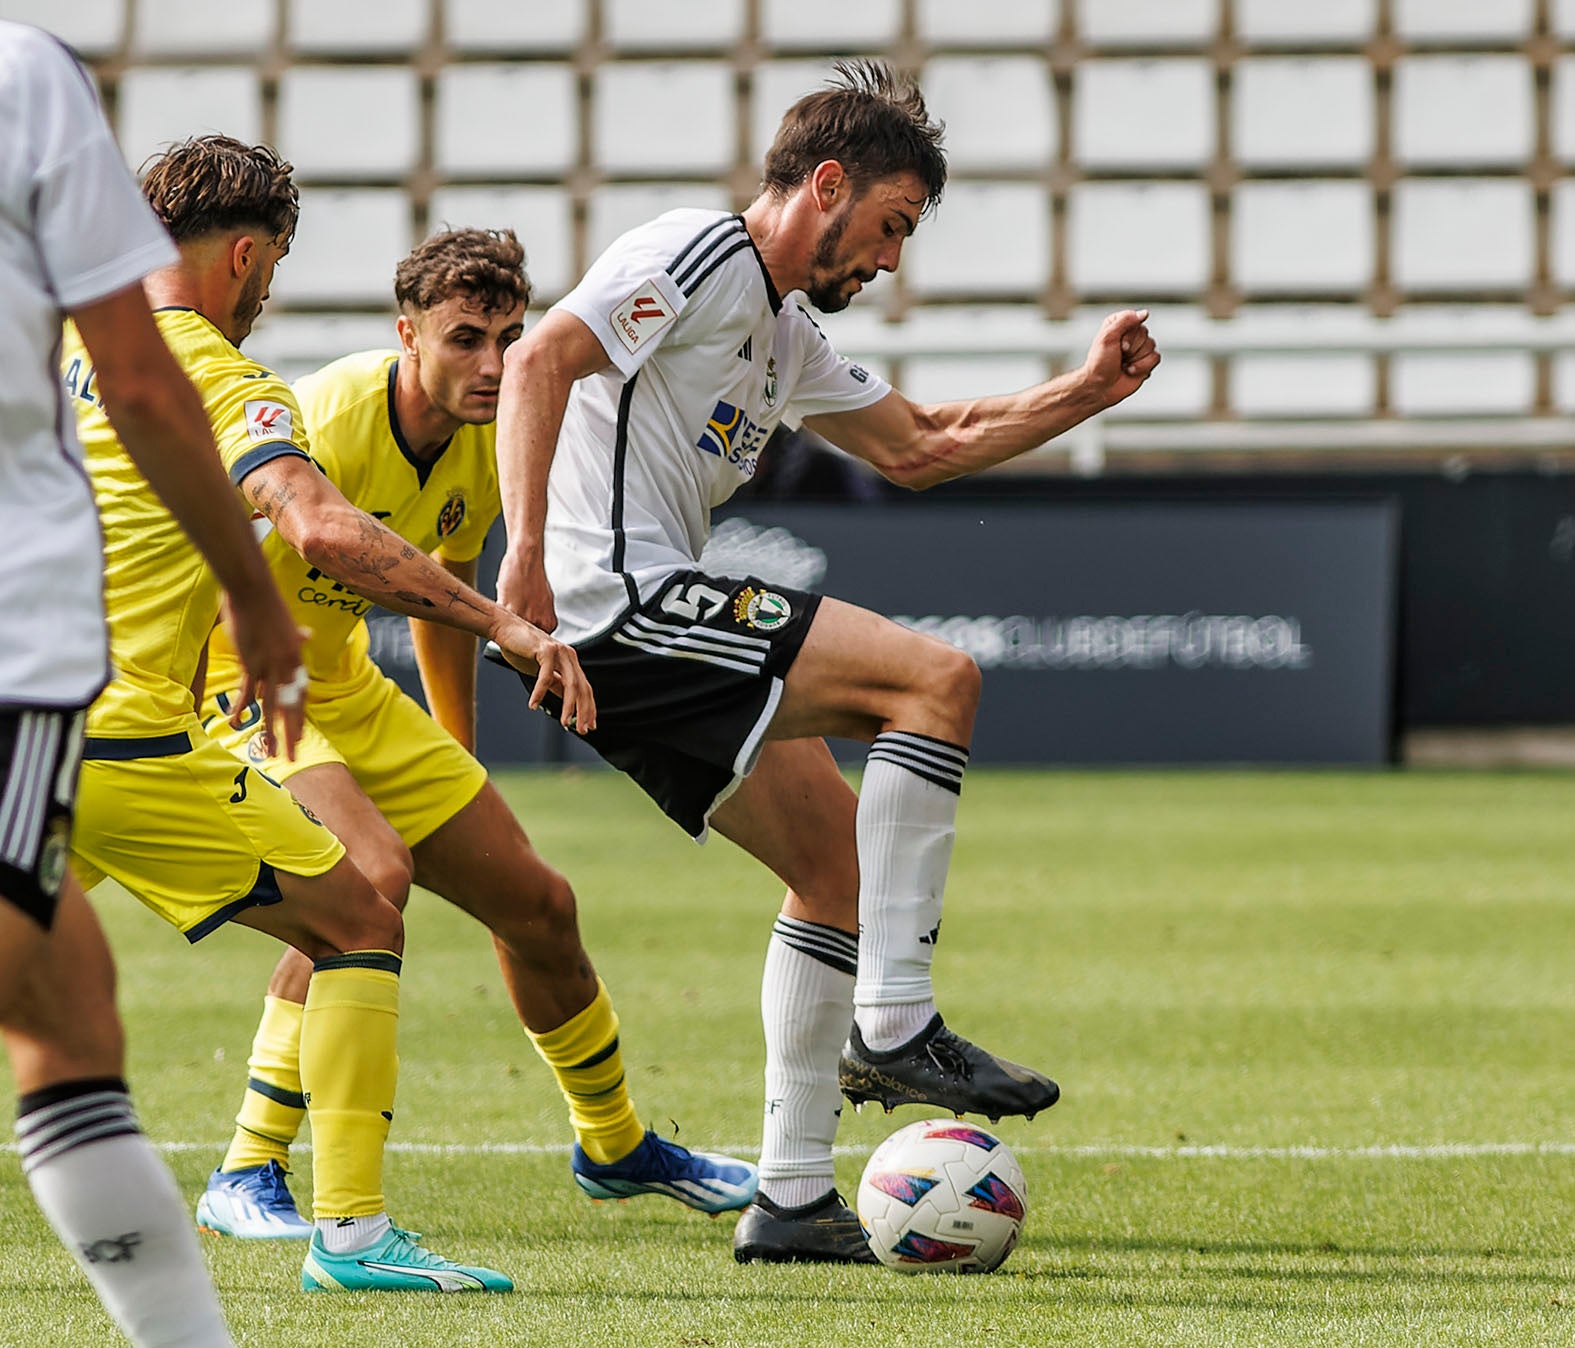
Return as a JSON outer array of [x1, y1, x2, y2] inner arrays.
[[1232, 354, 1377, 418], [1391, 353, 1536, 416], [1391, 179, 1534, 291], [1073, 59, 1215, 170], [131, 0, 274, 55], [586, 183, 732, 261], [287, 0, 429, 53], [1546, 180, 1575, 286], [1392, 56, 1533, 168], [1076, 0, 1217, 47], [750, 60, 847, 161], [427, 185, 576, 300], [116, 67, 263, 167], [1, 0, 123, 55], [1555, 0, 1575, 39], [592, 62, 733, 175], [248, 313, 402, 382], [921, 57, 1055, 172], [1552, 350, 1575, 413], [1067, 183, 1211, 295], [904, 183, 1050, 297], [442, 0, 587, 52], [901, 356, 1054, 408], [1232, 182, 1373, 295], [1392, 0, 1533, 44], [1234, 0, 1375, 47], [602, 0, 745, 50], [277, 66, 422, 180], [1549, 57, 1575, 163], [1232, 58, 1374, 169], [275, 188, 413, 306], [915, 0, 1058, 47], [434, 64, 577, 177], [758, 0, 900, 52]]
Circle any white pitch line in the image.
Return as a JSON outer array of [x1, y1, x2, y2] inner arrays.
[[40, 1140, 1573, 1160]]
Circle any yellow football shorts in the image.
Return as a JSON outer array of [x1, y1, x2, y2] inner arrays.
[[72, 721, 345, 942], [202, 651, 487, 849]]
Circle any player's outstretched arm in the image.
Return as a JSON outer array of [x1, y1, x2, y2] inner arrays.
[[410, 553, 482, 751], [71, 281, 306, 756], [804, 309, 1160, 490], [240, 454, 595, 731], [494, 309, 611, 630]]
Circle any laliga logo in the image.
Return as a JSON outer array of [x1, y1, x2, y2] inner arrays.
[[611, 281, 677, 353], [628, 297, 666, 324]]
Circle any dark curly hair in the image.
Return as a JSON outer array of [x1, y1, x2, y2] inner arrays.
[[140, 135, 298, 246], [394, 228, 531, 314], [761, 59, 947, 216]]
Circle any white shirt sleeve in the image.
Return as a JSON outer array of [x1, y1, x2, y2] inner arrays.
[[555, 224, 690, 381], [781, 302, 891, 426], [14, 27, 176, 309]]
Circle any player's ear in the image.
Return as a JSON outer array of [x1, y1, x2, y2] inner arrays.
[[810, 161, 847, 213], [229, 233, 256, 280], [395, 313, 419, 360]]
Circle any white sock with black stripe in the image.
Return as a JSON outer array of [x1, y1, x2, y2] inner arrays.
[[758, 915, 856, 1210], [854, 731, 969, 1051], [18, 1077, 235, 1347]]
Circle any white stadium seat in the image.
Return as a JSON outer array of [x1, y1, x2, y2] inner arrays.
[[750, 60, 846, 161], [435, 64, 577, 178], [915, 0, 1058, 47], [1076, 0, 1217, 48], [1546, 180, 1575, 286], [901, 356, 1054, 407], [758, 0, 900, 52], [442, 0, 587, 52], [276, 188, 413, 306], [277, 66, 421, 181], [1556, 0, 1575, 39], [922, 57, 1055, 172], [602, 0, 745, 51], [1392, 56, 1533, 168], [426, 185, 576, 300], [1391, 179, 1534, 292], [117, 67, 263, 168], [1232, 182, 1373, 296], [1067, 183, 1211, 295], [586, 183, 732, 261], [1232, 354, 1377, 418], [593, 62, 734, 175], [0, 0, 124, 55], [247, 313, 401, 382], [1391, 354, 1536, 416], [1073, 60, 1215, 170], [132, 0, 274, 55], [904, 183, 1050, 297], [1392, 0, 1533, 44], [1548, 57, 1575, 164], [287, 0, 429, 54], [1234, 0, 1375, 47], [1232, 58, 1373, 169]]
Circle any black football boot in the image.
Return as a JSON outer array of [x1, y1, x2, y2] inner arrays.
[[732, 1191, 879, 1265]]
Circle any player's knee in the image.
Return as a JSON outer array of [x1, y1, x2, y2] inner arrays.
[[362, 847, 414, 911], [498, 866, 581, 949], [933, 642, 982, 712]]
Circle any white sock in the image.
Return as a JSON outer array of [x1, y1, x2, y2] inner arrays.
[[757, 914, 855, 1210], [17, 1080, 235, 1348], [853, 731, 968, 1051], [317, 1211, 392, 1253]]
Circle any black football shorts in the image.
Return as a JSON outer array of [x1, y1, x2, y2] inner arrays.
[[0, 706, 87, 931]]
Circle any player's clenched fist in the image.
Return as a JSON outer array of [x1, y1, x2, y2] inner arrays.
[[1080, 308, 1160, 410]]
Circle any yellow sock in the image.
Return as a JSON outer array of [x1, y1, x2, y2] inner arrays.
[[300, 952, 401, 1219], [527, 979, 645, 1165], [221, 995, 306, 1172]]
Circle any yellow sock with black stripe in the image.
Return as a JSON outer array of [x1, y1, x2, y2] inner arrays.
[[527, 979, 645, 1165], [300, 951, 401, 1219], [221, 995, 306, 1172]]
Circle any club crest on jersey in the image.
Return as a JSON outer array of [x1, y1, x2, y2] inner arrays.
[[763, 355, 779, 406], [733, 586, 792, 632], [436, 489, 467, 538], [244, 399, 293, 442], [611, 280, 677, 354]]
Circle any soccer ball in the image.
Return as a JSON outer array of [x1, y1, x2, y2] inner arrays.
[[855, 1118, 1027, 1273]]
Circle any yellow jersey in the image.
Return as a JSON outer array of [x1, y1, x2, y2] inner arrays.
[[205, 350, 500, 690], [65, 307, 312, 742]]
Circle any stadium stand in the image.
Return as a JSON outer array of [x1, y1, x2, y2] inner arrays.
[[10, 0, 1575, 468]]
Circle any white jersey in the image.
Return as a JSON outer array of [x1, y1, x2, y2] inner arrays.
[[0, 22, 177, 705], [547, 208, 890, 643]]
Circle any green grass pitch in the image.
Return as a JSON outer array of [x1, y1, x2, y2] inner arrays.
[[1, 769, 1571, 1346]]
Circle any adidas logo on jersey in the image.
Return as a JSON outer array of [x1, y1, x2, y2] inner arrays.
[[737, 336, 752, 361]]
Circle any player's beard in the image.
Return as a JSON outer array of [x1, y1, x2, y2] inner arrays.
[[231, 267, 266, 343], [803, 205, 872, 313]]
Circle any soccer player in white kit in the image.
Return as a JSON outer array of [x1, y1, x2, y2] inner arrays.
[[0, 21, 307, 1343], [492, 61, 1161, 1262]]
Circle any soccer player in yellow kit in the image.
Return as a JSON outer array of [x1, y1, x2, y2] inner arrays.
[[196, 228, 756, 1238], [66, 138, 591, 1293]]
